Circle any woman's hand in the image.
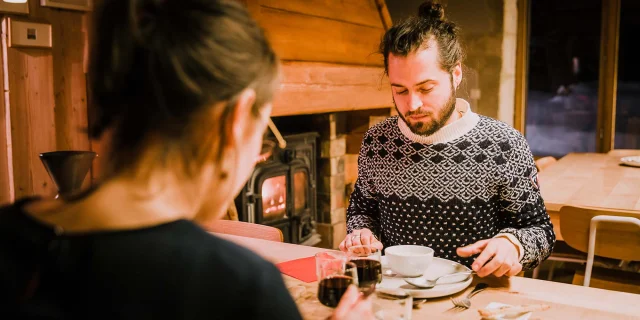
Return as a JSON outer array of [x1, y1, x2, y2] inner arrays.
[[330, 285, 375, 320]]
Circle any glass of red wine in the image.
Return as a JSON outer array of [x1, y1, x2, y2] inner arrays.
[[315, 252, 358, 308], [347, 245, 383, 290]]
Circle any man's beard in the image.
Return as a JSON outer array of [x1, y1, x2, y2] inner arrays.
[[396, 81, 457, 137]]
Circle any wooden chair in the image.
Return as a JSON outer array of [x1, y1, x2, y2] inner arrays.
[[204, 219, 284, 242], [607, 149, 640, 157], [560, 206, 640, 290], [534, 156, 557, 172]]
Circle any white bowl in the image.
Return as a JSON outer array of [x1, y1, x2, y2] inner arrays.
[[384, 245, 434, 277]]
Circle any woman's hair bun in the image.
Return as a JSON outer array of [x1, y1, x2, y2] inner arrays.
[[418, 1, 445, 21]]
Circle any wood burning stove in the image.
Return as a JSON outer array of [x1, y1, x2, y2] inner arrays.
[[234, 132, 321, 246]]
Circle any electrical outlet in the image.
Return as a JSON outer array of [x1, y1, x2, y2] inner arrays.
[[7, 18, 52, 48]]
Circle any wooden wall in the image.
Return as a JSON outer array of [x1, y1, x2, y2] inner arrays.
[[1, 1, 89, 203], [0, 0, 393, 201], [242, 0, 394, 116]]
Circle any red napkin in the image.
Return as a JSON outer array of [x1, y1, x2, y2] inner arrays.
[[276, 256, 317, 283]]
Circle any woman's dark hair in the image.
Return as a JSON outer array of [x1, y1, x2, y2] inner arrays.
[[88, 0, 279, 177], [379, 1, 464, 75]]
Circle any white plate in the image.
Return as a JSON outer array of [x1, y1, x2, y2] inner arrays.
[[378, 256, 473, 299], [621, 156, 640, 167]]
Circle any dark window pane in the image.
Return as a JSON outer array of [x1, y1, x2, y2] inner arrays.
[[525, 0, 602, 158]]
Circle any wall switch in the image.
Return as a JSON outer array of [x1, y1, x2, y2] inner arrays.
[[7, 18, 52, 49]]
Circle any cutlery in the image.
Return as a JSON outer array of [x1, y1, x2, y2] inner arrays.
[[450, 283, 488, 310], [404, 271, 475, 289]]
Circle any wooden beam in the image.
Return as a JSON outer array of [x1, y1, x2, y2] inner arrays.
[[260, 0, 383, 29], [513, 0, 529, 134], [596, 0, 621, 153], [258, 6, 385, 66], [374, 0, 393, 30], [272, 62, 392, 116]]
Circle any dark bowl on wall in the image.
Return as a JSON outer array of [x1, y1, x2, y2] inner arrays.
[[39, 151, 97, 198]]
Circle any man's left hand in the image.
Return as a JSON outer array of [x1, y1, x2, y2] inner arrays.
[[456, 238, 522, 277]]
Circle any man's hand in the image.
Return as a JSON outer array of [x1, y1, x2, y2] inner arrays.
[[456, 238, 522, 277], [339, 228, 383, 252]]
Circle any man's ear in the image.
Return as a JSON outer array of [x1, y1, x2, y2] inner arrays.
[[225, 88, 256, 148], [452, 62, 463, 89]]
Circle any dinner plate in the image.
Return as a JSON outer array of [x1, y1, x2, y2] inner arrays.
[[378, 256, 473, 299], [620, 156, 640, 168]]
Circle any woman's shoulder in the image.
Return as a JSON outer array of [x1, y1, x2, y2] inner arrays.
[[182, 223, 279, 272], [149, 220, 281, 280]]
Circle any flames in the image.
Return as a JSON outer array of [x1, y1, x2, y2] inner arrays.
[[262, 176, 286, 220]]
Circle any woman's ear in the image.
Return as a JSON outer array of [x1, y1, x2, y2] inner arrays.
[[226, 88, 256, 148]]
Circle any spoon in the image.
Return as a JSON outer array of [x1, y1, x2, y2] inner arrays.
[[383, 269, 397, 277], [404, 271, 475, 289]]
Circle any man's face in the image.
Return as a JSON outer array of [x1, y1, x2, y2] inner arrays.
[[388, 44, 462, 136]]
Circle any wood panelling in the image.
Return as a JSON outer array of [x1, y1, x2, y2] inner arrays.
[[257, 6, 384, 66], [3, 0, 89, 199], [2, 0, 392, 198], [272, 62, 392, 116], [596, 0, 621, 153], [0, 21, 11, 204], [259, 0, 383, 28], [7, 48, 56, 198], [513, 0, 528, 134], [50, 10, 89, 152]]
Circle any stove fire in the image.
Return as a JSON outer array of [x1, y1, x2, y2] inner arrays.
[[262, 176, 287, 220], [235, 132, 320, 245]]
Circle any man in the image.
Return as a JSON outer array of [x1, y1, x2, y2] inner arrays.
[[340, 1, 555, 278]]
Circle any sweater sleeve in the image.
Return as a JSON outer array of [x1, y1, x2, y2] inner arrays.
[[346, 132, 381, 236], [497, 134, 556, 270]]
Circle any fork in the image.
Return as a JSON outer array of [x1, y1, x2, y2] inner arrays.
[[450, 283, 489, 310]]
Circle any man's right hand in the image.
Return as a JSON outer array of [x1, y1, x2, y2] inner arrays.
[[339, 228, 383, 252]]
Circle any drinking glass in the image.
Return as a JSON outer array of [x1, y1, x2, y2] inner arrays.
[[372, 289, 413, 320], [348, 245, 383, 289], [315, 254, 358, 308]]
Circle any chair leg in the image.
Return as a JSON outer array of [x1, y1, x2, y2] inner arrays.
[[547, 261, 556, 281]]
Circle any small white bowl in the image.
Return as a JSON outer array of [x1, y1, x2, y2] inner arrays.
[[384, 245, 434, 277]]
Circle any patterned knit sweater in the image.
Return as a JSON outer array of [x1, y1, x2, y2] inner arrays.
[[347, 99, 555, 270]]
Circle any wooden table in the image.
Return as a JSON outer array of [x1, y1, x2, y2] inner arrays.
[[538, 153, 640, 240], [218, 234, 640, 319]]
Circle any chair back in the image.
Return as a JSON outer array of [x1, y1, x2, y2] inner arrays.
[[559, 206, 640, 261], [204, 219, 284, 242], [535, 156, 557, 172]]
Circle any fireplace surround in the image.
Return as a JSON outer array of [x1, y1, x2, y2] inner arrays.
[[234, 132, 321, 246]]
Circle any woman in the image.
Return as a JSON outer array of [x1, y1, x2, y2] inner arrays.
[[0, 0, 372, 318]]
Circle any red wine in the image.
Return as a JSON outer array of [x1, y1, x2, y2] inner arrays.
[[352, 259, 382, 288], [317, 275, 353, 307]]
